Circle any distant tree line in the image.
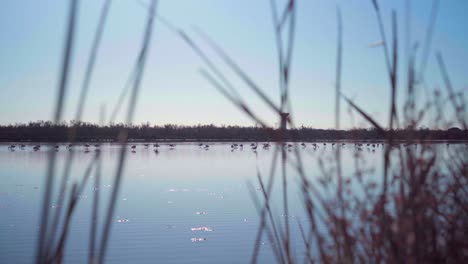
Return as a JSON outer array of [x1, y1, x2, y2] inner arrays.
[[0, 121, 466, 142]]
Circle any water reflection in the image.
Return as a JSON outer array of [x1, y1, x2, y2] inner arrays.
[[0, 142, 458, 263]]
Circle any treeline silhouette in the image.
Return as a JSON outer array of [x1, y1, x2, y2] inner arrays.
[[0, 121, 466, 142]]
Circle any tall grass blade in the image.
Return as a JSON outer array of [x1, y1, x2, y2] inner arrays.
[[36, 1, 78, 262]]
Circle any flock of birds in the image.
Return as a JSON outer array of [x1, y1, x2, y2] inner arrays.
[[5, 143, 102, 152], [3, 141, 451, 153]]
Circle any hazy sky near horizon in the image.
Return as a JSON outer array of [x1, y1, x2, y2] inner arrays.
[[0, 0, 467, 129]]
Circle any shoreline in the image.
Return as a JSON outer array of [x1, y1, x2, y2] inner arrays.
[[1, 139, 467, 144]]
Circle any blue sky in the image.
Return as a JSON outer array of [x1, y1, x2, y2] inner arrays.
[[0, 0, 467, 129]]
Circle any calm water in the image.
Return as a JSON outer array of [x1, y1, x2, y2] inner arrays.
[[0, 142, 449, 263]]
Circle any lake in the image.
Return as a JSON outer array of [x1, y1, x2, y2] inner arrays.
[[0, 142, 452, 263]]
